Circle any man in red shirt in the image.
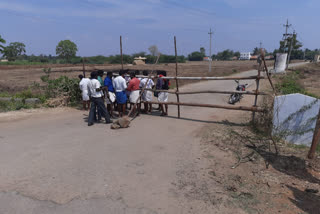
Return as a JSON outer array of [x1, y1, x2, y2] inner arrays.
[[127, 72, 141, 116]]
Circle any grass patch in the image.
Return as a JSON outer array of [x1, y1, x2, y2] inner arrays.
[[0, 100, 37, 112], [0, 92, 12, 97], [288, 143, 320, 153], [0, 60, 46, 65], [275, 70, 319, 98]]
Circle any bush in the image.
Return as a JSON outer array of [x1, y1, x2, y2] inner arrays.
[[275, 71, 305, 95], [41, 75, 81, 104]]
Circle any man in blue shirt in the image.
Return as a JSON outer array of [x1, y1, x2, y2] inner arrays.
[[104, 72, 116, 117]]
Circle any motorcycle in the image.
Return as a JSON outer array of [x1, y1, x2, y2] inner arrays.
[[228, 80, 248, 104]]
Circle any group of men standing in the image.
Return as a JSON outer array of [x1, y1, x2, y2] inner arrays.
[[79, 70, 170, 126]]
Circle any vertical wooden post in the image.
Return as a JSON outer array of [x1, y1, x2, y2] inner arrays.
[[82, 58, 86, 78], [308, 107, 320, 159], [252, 50, 263, 122], [120, 36, 124, 71], [174, 36, 181, 118]]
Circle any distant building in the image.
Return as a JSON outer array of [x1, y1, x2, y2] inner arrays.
[[133, 56, 147, 65], [231, 56, 238, 60], [250, 55, 258, 60], [0, 59, 8, 62], [203, 57, 212, 61], [239, 52, 251, 60]]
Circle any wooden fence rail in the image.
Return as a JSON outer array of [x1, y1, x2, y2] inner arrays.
[[143, 89, 267, 96], [133, 75, 264, 81], [141, 101, 264, 112]]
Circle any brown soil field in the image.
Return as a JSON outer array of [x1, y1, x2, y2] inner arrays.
[[0, 61, 274, 93], [290, 63, 320, 97]]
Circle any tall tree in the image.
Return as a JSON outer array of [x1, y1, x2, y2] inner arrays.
[[216, 49, 234, 60], [200, 47, 206, 56], [234, 51, 240, 58], [148, 45, 159, 56], [279, 34, 302, 53], [0, 35, 6, 54], [56, 40, 78, 62], [3, 42, 26, 61], [252, 47, 260, 55], [188, 51, 204, 61]]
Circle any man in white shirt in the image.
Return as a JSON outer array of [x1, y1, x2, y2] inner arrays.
[[140, 70, 154, 114], [113, 70, 127, 117], [87, 71, 112, 126], [79, 75, 90, 110]]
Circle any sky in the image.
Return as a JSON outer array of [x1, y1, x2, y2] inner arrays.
[[0, 0, 319, 56]]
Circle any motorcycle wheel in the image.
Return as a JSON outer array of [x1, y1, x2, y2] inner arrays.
[[228, 94, 237, 104]]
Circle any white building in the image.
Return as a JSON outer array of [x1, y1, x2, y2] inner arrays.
[[239, 52, 251, 60]]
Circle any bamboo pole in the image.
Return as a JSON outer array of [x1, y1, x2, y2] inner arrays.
[[252, 49, 263, 122], [308, 107, 320, 159], [82, 58, 86, 78], [174, 36, 181, 118], [120, 36, 124, 71], [117, 74, 264, 81], [261, 52, 275, 91], [142, 88, 267, 95], [141, 101, 264, 112], [135, 76, 264, 80]]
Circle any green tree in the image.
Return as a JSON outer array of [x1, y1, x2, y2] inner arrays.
[[234, 51, 240, 58], [216, 49, 234, 60], [252, 47, 259, 55], [279, 34, 302, 53], [56, 40, 78, 62], [3, 42, 26, 61], [188, 51, 204, 61], [200, 47, 206, 56], [0, 35, 6, 54]]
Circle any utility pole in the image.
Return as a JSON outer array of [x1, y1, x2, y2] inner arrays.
[[283, 19, 292, 53], [287, 31, 296, 68], [208, 28, 213, 72]]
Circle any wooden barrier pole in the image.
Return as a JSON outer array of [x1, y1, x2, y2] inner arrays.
[[120, 36, 124, 71], [82, 58, 86, 77], [174, 36, 181, 118], [261, 51, 275, 91], [141, 101, 263, 112], [252, 49, 263, 122], [157, 76, 264, 80], [308, 107, 320, 159], [142, 88, 267, 95]]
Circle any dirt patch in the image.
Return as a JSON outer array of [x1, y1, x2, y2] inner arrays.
[[193, 111, 320, 213]]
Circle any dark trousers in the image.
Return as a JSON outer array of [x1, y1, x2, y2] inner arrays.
[[88, 97, 111, 124]]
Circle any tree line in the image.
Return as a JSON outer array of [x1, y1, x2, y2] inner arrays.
[[0, 35, 185, 64], [0, 34, 319, 64]]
